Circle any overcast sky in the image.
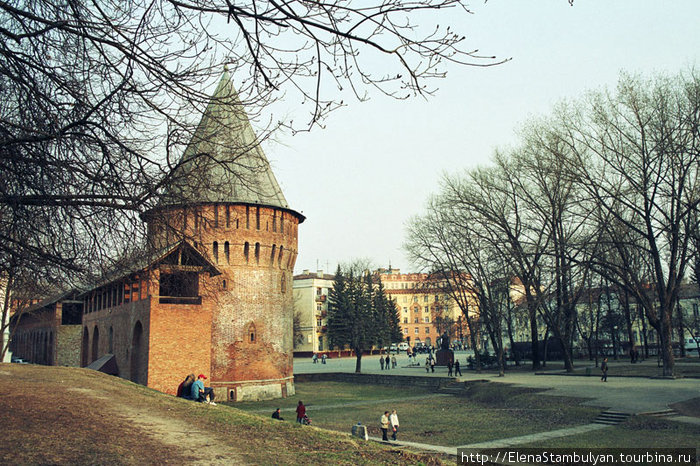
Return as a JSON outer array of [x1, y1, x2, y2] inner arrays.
[[261, 0, 700, 275]]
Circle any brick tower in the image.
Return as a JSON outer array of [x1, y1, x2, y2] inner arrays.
[[144, 68, 304, 401]]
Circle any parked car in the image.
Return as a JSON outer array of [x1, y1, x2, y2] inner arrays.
[[11, 356, 28, 364], [686, 337, 700, 352], [398, 342, 410, 352], [389, 344, 398, 354]]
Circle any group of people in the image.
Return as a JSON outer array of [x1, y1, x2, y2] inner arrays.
[[379, 354, 397, 370], [176, 373, 216, 405], [379, 410, 400, 441], [311, 353, 327, 364]]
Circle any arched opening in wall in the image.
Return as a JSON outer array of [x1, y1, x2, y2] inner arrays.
[[213, 241, 219, 264], [281, 274, 286, 294], [270, 245, 276, 266], [244, 242, 249, 263], [130, 321, 145, 384], [91, 326, 100, 362], [278, 246, 284, 267], [245, 206, 250, 229], [222, 279, 227, 290], [248, 323, 256, 343], [254, 242, 260, 264], [256, 207, 260, 230], [81, 328, 89, 366], [224, 241, 230, 264], [226, 205, 230, 228], [109, 326, 114, 353]]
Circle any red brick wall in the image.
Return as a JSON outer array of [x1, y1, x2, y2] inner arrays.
[[147, 203, 301, 399]]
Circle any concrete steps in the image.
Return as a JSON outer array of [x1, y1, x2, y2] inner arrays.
[[640, 408, 678, 418], [593, 410, 630, 425]]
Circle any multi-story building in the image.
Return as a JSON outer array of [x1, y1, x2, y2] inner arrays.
[[377, 268, 474, 348], [292, 270, 334, 355]]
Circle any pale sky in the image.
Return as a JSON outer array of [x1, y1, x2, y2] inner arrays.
[[261, 0, 700, 275]]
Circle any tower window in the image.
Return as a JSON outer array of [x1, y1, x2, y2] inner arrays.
[[244, 242, 249, 263], [213, 241, 219, 264], [281, 274, 286, 293], [254, 242, 260, 264], [224, 241, 230, 264], [248, 323, 256, 343], [256, 207, 260, 230], [226, 205, 230, 228], [246, 206, 250, 229], [270, 245, 276, 266]]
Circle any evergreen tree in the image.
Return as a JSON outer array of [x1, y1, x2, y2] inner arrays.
[[327, 264, 402, 372]]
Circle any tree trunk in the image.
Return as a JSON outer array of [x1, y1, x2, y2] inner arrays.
[[528, 299, 540, 370], [676, 299, 685, 358], [355, 351, 362, 373]]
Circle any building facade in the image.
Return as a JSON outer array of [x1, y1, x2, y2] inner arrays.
[[11, 69, 304, 402], [377, 268, 473, 348], [292, 270, 334, 355]]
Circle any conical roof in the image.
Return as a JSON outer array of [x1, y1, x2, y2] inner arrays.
[[160, 68, 293, 212]]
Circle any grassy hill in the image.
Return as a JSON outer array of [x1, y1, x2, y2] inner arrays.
[[0, 364, 450, 465]]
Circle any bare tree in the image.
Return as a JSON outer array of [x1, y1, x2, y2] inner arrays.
[[1, 0, 505, 356], [560, 71, 700, 376]]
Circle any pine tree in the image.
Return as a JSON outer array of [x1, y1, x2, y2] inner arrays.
[[327, 265, 403, 373]]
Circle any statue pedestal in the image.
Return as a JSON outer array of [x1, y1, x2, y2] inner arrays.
[[435, 349, 454, 366]]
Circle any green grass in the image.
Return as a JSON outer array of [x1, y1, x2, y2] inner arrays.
[[230, 380, 435, 412], [518, 416, 700, 448], [232, 381, 600, 447]]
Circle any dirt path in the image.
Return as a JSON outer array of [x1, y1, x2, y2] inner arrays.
[[68, 387, 247, 465]]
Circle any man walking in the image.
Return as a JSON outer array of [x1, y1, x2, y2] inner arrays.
[[455, 359, 462, 376], [380, 355, 385, 370], [601, 357, 609, 382], [380, 411, 390, 441]]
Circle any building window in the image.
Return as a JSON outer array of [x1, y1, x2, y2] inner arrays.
[[213, 241, 218, 263], [403, 297, 407, 303], [256, 207, 260, 230], [270, 245, 276, 266], [281, 274, 287, 293], [424, 306, 429, 313], [246, 206, 250, 229], [317, 304, 322, 311], [226, 205, 230, 228], [317, 318, 322, 327], [222, 279, 227, 290], [273, 211, 277, 232], [413, 296, 418, 303], [424, 296, 428, 302], [254, 242, 260, 264], [424, 316, 430, 323], [414, 317, 419, 323], [278, 246, 284, 267], [425, 327, 430, 333], [403, 307, 407, 313], [224, 241, 230, 264], [403, 318, 408, 323], [403, 328, 408, 335], [244, 242, 250, 263], [249, 323, 256, 343], [414, 327, 419, 334]]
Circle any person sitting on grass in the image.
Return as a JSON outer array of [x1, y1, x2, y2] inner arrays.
[[191, 373, 216, 405], [272, 408, 284, 420], [176, 374, 195, 400]]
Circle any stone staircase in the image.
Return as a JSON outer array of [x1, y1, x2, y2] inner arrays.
[[593, 410, 631, 425]]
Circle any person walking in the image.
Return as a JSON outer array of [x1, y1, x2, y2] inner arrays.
[[296, 400, 306, 423], [454, 359, 462, 376], [385, 355, 390, 370], [380, 411, 390, 441], [380, 355, 385, 370], [425, 357, 430, 373], [322, 353, 327, 364], [391, 355, 397, 368], [390, 409, 400, 441], [430, 358, 435, 373], [447, 361, 453, 376], [601, 357, 609, 382]]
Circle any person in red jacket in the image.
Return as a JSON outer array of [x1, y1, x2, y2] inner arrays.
[[296, 400, 306, 424]]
